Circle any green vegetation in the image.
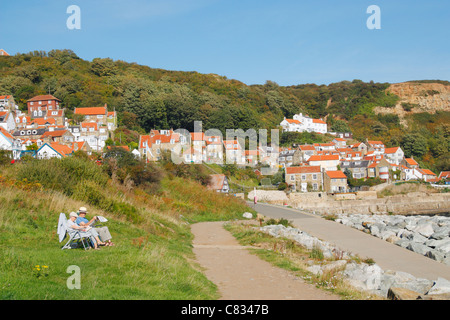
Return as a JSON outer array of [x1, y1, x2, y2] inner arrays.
[[0, 153, 253, 299], [1, 51, 448, 172]]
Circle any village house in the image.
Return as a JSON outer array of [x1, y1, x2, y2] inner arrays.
[[0, 49, 9, 56], [367, 158, 391, 180], [204, 135, 223, 164], [74, 105, 117, 131], [77, 122, 109, 152], [285, 165, 322, 192], [27, 95, 62, 115], [0, 95, 18, 112], [139, 130, 184, 162], [297, 145, 316, 162], [207, 174, 229, 193], [223, 139, 245, 165], [244, 149, 260, 166], [332, 138, 347, 148], [41, 127, 74, 146], [367, 140, 385, 155], [0, 127, 15, 155], [438, 171, 450, 183], [323, 170, 348, 193], [307, 154, 340, 171], [0, 111, 15, 132], [72, 141, 91, 154], [313, 143, 336, 152], [330, 132, 353, 139], [278, 149, 301, 168], [280, 118, 302, 132], [351, 142, 368, 155], [340, 160, 370, 180], [384, 146, 404, 165], [402, 157, 419, 169], [415, 168, 437, 182], [36, 142, 73, 159], [280, 113, 327, 134]]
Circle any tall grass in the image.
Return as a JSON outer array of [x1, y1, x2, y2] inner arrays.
[[0, 156, 252, 299]]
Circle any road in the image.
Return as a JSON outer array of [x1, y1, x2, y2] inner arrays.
[[249, 202, 450, 281]]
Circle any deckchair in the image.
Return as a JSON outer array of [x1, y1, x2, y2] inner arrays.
[[58, 213, 91, 250]]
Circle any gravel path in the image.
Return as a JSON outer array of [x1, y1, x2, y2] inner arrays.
[[191, 221, 340, 300]]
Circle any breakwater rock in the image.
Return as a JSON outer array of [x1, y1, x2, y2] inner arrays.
[[335, 213, 450, 265], [259, 224, 450, 298]]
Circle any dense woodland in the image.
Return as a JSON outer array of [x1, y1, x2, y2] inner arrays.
[[0, 49, 448, 172]]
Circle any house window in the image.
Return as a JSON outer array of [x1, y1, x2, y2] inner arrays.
[[312, 174, 317, 180], [301, 175, 306, 180], [290, 175, 295, 181]]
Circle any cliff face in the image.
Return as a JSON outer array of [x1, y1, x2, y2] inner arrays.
[[374, 82, 450, 126], [388, 82, 450, 112]]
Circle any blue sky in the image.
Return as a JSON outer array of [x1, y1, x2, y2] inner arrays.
[[2, 0, 449, 86]]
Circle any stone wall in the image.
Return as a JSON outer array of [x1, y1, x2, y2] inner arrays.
[[290, 193, 450, 215], [249, 190, 450, 215]]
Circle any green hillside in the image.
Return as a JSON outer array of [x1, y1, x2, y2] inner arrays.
[[0, 151, 252, 299], [0, 49, 448, 172]]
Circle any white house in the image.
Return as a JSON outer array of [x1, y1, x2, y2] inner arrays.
[[280, 113, 327, 134], [280, 118, 302, 132], [36, 142, 73, 159], [0, 111, 16, 132], [384, 147, 404, 165], [0, 127, 14, 153], [307, 154, 340, 171]]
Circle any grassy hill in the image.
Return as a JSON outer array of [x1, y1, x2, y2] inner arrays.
[[0, 153, 253, 299]]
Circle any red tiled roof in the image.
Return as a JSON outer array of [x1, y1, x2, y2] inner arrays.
[[286, 119, 301, 124], [0, 127, 14, 140], [405, 158, 418, 166], [384, 147, 400, 154], [44, 142, 73, 157], [74, 107, 107, 115], [308, 155, 339, 161], [313, 119, 326, 124], [286, 166, 321, 174], [420, 169, 436, 176], [208, 174, 226, 190], [299, 145, 315, 151], [326, 170, 347, 179], [41, 129, 68, 138], [139, 132, 180, 149], [27, 95, 61, 102], [438, 171, 450, 179]]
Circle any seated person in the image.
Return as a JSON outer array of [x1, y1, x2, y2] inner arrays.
[[66, 212, 102, 250], [76, 207, 114, 246]]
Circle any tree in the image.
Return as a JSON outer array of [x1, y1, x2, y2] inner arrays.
[[401, 133, 428, 159]]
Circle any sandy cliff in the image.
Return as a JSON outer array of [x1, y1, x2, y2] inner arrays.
[[374, 82, 450, 126]]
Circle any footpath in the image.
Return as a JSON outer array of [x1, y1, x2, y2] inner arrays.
[[191, 221, 340, 300]]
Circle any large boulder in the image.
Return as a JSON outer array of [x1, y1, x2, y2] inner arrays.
[[427, 278, 450, 295]]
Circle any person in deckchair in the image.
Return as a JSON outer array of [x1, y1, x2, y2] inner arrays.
[[76, 207, 114, 246], [66, 212, 102, 250]]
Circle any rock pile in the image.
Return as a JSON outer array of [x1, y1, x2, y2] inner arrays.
[[334, 214, 450, 265], [258, 224, 450, 299]]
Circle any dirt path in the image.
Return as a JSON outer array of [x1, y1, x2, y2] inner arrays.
[[191, 221, 340, 300]]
